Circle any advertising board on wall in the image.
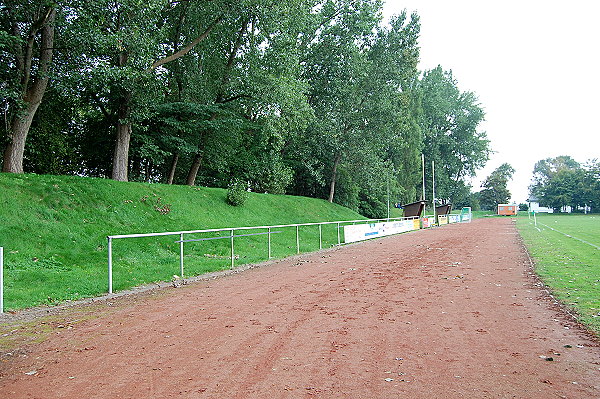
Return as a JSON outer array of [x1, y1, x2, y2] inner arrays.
[[344, 219, 417, 244], [413, 219, 421, 230], [421, 217, 434, 228]]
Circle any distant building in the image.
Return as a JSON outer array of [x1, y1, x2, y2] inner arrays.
[[527, 197, 554, 213], [497, 204, 518, 216]]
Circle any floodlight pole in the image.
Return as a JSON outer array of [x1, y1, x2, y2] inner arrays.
[[421, 154, 426, 201]]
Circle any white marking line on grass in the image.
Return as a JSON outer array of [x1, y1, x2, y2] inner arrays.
[[538, 222, 600, 250]]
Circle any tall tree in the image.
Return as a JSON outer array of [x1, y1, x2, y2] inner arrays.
[[69, 0, 224, 181], [366, 11, 422, 206], [183, 13, 249, 186], [181, 0, 314, 188], [301, 0, 386, 203], [582, 159, 600, 211], [529, 155, 580, 199], [539, 168, 584, 212], [531, 157, 599, 212], [479, 163, 515, 210], [419, 66, 490, 203], [1, 1, 57, 173]]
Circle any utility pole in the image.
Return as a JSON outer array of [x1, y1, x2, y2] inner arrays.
[[421, 154, 426, 201]]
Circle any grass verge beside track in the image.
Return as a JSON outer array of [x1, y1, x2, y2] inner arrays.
[[0, 173, 365, 310], [516, 213, 600, 334]]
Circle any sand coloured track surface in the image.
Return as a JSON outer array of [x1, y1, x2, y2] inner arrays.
[[0, 218, 598, 398]]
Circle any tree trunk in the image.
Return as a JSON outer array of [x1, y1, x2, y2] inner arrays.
[[111, 120, 131, 181], [166, 152, 179, 184], [111, 81, 132, 181], [2, 7, 55, 173], [182, 19, 248, 187], [328, 153, 341, 203], [2, 102, 40, 173], [108, 16, 221, 182], [186, 153, 203, 186]]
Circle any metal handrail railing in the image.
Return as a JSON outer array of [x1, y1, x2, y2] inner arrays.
[[106, 217, 418, 294]]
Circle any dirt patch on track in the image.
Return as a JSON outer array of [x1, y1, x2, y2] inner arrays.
[[1, 218, 598, 398]]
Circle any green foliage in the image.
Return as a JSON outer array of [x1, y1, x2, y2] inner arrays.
[[517, 214, 600, 334], [226, 180, 249, 206], [23, 88, 82, 175], [3, 0, 491, 221], [290, 6, 427, 216], [478, 163, 515, 210], [528, 156, 599, 212], [419, 66, 490, 203], [529, 155, 580, 198]]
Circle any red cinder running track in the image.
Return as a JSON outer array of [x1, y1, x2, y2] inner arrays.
[[1, 218, 598, 398]]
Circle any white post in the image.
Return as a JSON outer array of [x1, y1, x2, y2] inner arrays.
[[387, 173, 390, 221], [1, 246, 4, 313], [179, 233, 184, 277], [296, 225, 300, 254], [230, 229, 235, 269], [107, 237, 113, 294], [268, 227, 272, 259], [533, 211, 537, 227], [337, 223, 341, 245], [319, 224, 322, 250]]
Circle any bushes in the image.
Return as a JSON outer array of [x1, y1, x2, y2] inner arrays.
[[227, 180, 249, 206]]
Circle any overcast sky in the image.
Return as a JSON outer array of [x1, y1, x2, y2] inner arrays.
[[383, 0, 600, 203]]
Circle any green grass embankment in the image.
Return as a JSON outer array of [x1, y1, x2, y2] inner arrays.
[[517, 213, 600, 334], [0, 173, 365, 310]]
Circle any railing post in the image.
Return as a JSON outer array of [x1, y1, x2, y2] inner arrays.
[[1, 246, 4, 313], [180, 233, 184, 277], [230, 229, 235, 269], [319, 224, 322, 250], [337, 223, 341, 246], [296, 225, 300, 254], [107, 237, 113, 294], [268, 227, 272, 259]]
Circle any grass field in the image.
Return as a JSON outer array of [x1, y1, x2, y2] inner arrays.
[[0, 173, 366, 310], [516, 213, 600, 334]]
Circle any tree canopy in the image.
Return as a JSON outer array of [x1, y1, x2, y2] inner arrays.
[[478, 163, 515, 211], [1, 0, 491, 217], [529, 156, 599, 212]]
